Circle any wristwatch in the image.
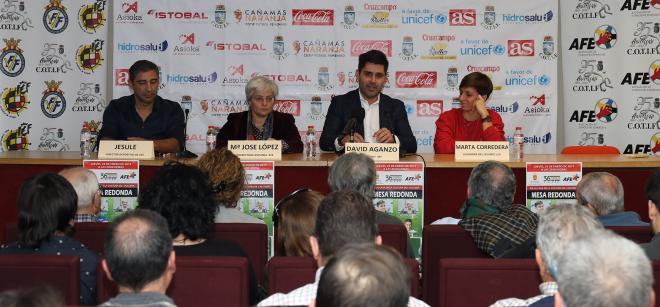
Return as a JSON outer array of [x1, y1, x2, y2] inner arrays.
[[481, 115, 492, 123]]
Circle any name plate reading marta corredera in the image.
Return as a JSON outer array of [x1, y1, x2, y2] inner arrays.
[[345, 143, 399, 161], [98, 140, 155, 160], [228, 140, 282, 161], [454, 141, 510, 162]]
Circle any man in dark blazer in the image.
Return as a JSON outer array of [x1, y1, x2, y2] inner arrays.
[[320, 50, 417, 153]]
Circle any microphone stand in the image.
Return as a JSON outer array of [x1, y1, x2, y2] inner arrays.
[[176, 108, 198, 159]]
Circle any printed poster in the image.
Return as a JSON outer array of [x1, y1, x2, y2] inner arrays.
[[83, 160, 139, 222], [526, 162, 582, 213], [238, 161, 275, 257]]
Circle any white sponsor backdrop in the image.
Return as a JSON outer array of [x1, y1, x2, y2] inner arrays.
[[0, 0, 107, 152], [561, 0, 660, 156], [111, 0, 558, 154]]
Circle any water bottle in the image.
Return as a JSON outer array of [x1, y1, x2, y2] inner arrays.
[[305, 125, 317, 159], [80, 123, 91, 158], [512, 127, 524, 160], [206, 126, 218, 151]]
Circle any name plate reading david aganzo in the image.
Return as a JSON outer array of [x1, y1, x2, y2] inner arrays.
[[345, 143, 399, 161], [98, 140, 155, 160], [455, 141, 509, 162], [228, 140, 282, 161]]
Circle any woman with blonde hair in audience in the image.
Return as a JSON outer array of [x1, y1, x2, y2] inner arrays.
[[197, 148, 264, 224], [274, 188, 324, 256]]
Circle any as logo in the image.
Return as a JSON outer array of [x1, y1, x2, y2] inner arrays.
[[114, 69, 129, 86], [449, 9, 476, 26], [508, 40, 534, 56], [594, 98, 618, 122], [41, 80, 66, 118], [1, 81, 31, 118], [76, 39, 104, 74], [78, 0, 106, 33], [594, 25, 617, 49], [0, 38, 26, 77], [43, 0, 68, 34], [1, 123, 32, 151], [416, 100, 442, 117]]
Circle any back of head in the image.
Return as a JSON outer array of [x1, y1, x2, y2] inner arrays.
[[535, 203, 603, 270], [316, 244, 409, 307], [328, 153, 376, 199], [138, 162, 216, 240], [17, 173, 77, 248], [467, 161, 516, 209], [277, 189, 324, 256], [58, 167, 99, 209], [314, 191, 377, 258], [459, 72, 493, 99], [358, 49, 389, 73], [646, 168, 660, 207], [128, 59, 159, 81], [197, 148, 245, 207], [576, 172, 624, 215], [555, 230, 653, 307], [104, 209, 172, 292], [0, 285, 65, 307]]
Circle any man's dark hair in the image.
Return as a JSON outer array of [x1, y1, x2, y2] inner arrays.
[[314, 191, 377, 258], [138, 162, 217, 240], [104, 209, 172, 292], [128, 59, 159, 81], [358, 50, 389, 74], [17, 173, 77, 248], [647, 168, 660, 208], [316, 243, 409, 307], [459, 72, 494, 99]]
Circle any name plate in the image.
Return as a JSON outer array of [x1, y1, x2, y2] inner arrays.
[[345, 143, 399, 161], [98, 140, 155, 160], [228, 140, 282, 161], [455, 141, 510, 162]]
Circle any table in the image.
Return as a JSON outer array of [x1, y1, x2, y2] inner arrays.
[[0, 151, 658, 242]]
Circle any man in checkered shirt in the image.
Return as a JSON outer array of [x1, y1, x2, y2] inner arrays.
[[59, 167, 102, 223]]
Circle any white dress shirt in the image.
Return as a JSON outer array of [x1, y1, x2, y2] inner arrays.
[[334, 91, 399, 151]]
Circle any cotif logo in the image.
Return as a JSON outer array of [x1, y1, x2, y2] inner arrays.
[[508, 40, 535, 56], [395, 72, 437, 88], [350, 40, 392, 56], [292, 9, 334, 25]]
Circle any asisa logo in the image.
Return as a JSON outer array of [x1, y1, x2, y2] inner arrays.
[[1, 122, 31, 151], [41, 80, 66, 118], [173, 33, 200, 55], [77, 0, 106, 34], [488, 101, 519, 114], [0, 38, 26, 77], [1, 81, 30, 118], [523, 94, 551, 116], [75, 39, 104, 74], [43, 0, 69, 34], [117, 40, 168, 53], [116, 1, 143, 24]]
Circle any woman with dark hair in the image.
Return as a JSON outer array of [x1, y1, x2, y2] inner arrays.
[[138, 162, 260, 304], [0, 173, 98, 306], [433, 72, 506, 153], [274, 189, 323, 256]]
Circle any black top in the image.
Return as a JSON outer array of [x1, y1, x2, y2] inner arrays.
[[216, 111, 304, 153], [173, 239, 261, 305], [99, 95, 185, 152], [0, 235, 99, 305]]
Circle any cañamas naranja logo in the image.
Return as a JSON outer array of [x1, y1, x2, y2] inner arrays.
[[41, 80, 66, 118], [2, 122, 31, 151], [76, 39, 104, 74], [43, 0, 68, 34], [0, 38, 26, 77], [1, 81, 30, 118], [78, 0, 106, 34]]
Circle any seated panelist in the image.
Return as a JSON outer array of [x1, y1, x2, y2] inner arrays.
[[215, 76, 303, 153], [434, 72, 505, 153]]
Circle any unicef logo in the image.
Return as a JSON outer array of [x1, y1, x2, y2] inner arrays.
[[594, 25, 617, 49], [435, 14, 447, 24], [493, 44, 505, 55], [594, 98, 617, 123], [539, 75, 551, 86]]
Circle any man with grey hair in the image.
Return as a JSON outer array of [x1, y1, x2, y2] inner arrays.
[[576, 172, 648, 226], [459, 160, 538, 257], [552, 230, 655, 307], [59, 167, 102, 223], [490, 203, 603, 307]]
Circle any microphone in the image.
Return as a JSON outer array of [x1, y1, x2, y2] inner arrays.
[[343, 107, 365, 143], [176, 95, 198, 159]]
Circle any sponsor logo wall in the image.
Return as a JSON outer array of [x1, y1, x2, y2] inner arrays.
[[562, 0, 660, 156], [0, 0, 107, 152]]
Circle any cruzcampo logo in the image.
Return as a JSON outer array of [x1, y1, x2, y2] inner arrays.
[[43, 0, 69, 34]]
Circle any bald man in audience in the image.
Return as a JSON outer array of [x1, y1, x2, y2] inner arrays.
[[576, 172, 648, 226], [59, 167, 102, 223], [641, 168, 660, 259]]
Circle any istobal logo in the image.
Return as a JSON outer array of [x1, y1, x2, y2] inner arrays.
[[488, 101, 519, 114], [166, 72, 218, 85], [117, 40, 168, 53]]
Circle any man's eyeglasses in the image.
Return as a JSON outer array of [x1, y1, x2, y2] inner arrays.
[[272, 188, 311, 227]]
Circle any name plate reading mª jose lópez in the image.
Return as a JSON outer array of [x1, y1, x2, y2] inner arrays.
[[454, 141, 509, 162], [228, 140, 282, 161], [345, 143, 399, 161], [98, 140, 155, 160]]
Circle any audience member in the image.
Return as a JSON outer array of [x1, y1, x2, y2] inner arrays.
[[274, 188, 323, 257], [314, 244, 410, 307], [100, 209, 176, 307], [197, 148, 264, 224], [641, 168, 660, 259], [138, 162, 260, 304], [576, 171, 648, 226], [551, 230, 654, 307], [0, 285, 66, 307], [459, 161, 538, 257], [490, 203, 603, 307], [0, 173, 98, 305], [258, 190, 428, 307], [58, 167, 101, 222]]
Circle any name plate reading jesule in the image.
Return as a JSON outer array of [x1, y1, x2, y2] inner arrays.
[[98, 141, 155, 160], [228, 140, 282, 161], [345, 143, 399, 161], [455, 141, 510, 162]]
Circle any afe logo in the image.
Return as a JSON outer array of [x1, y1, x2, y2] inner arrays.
[[449, 9, 476, 26], [508, 40, 535, 56], [416, 100, 443, 116]]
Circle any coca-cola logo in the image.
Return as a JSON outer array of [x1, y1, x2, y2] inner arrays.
[[350, 40, 393, 57], [273, 99, 301, 116], [292, 9, 334, 26], [395, 71, 438, 88]]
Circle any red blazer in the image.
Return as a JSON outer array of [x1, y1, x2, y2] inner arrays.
[[433, 109, 505, 153], [216, 111, 303, 153]]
